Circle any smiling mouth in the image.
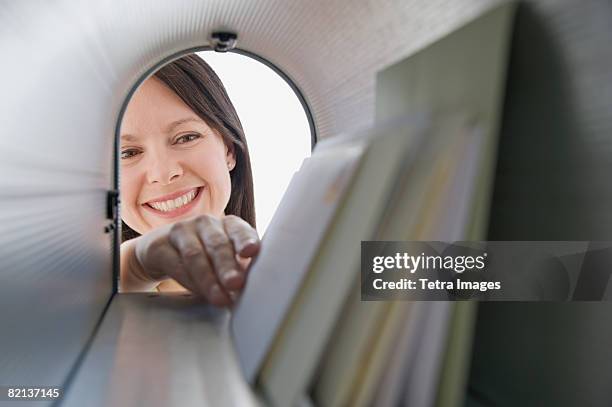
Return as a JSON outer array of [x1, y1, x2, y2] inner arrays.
[[144, 187, 201, 213]]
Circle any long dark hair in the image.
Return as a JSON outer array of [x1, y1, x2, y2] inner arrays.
[[121, 54, 256, 242]]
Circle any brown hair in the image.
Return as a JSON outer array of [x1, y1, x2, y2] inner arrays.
[[121, 54, 256, 242]]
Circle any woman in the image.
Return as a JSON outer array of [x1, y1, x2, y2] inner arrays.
[[119, 54, 261, 307]]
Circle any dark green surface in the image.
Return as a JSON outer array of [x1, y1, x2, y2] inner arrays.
[[469, 1, 612, 406]]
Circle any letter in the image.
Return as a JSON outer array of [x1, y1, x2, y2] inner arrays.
[[373, 278, 383, 289], [464, 256, 475, 269], [443, 256, 454, 271], [402, 253, 410, 270], [373, 256, 384, 273], [411, 256, 421, 273], [395, 253, 403, 269], [455, 256, 466, 273], [476, 255, 486, 269]]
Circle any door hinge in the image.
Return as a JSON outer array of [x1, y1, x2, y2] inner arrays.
[[105, 190, 119, 234]]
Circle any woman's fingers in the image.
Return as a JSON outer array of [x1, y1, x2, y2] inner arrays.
[[195, 216, 243, 293], [167, 222, 218, 301], [138, 233, 200, 294], [223, 215, 261, 258], [167, 220, 232, 306], [135, 214, 259, 307], [222, 215, 261, 291]]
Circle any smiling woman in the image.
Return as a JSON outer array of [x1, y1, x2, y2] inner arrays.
[[119, 54, 261, 306], [121, 83, 238, 231]]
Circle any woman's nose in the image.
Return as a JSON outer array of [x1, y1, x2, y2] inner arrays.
[[145, 152, 183, 185]]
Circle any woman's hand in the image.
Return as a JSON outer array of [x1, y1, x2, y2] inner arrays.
[[129, 214, 260, 307]]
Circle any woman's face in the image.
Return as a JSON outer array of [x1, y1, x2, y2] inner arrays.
[[120, 76, 235, 234]]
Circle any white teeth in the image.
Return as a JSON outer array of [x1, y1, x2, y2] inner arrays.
[[148, 189, 198, 212]]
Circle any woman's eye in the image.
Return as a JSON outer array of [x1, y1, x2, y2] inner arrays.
[[175, 133, 202, 144], [121, 149, 141, 160]]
